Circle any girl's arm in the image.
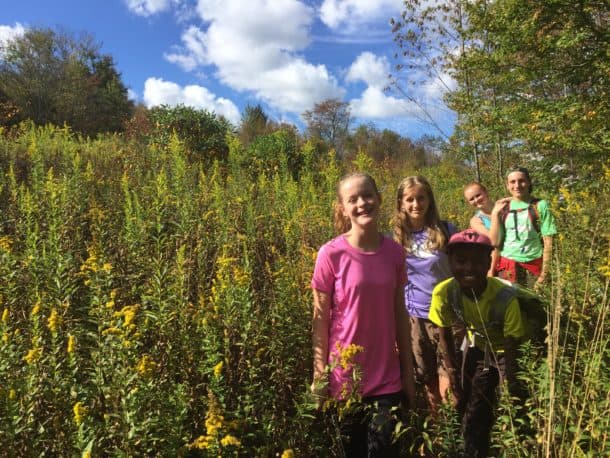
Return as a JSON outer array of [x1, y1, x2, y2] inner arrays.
[[438, 326, 461, 407], [536, 235, 553, 288], [469, 215, 490, 237], [394, 287, 416, 408], [488, 248, 500, 277], [489, 198, 511, 248], [311, 289, 331, 407]]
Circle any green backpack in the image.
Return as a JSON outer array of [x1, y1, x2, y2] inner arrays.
[[449, 278, 548, 349]]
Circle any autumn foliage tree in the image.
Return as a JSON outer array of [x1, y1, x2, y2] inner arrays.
[[302, 98, 351, 156]]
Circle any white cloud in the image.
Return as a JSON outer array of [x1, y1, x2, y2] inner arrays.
[[345, 52, 412, 119], [0, 23, 26, 48], [143, 77, 240, 124], [164, 0, 344, 114], [346, 52, 391, 88], [124, 0, 172, 16], [349, 87, 414, 119], [319, 0, 403, 30], [125, 0, 170, 16]]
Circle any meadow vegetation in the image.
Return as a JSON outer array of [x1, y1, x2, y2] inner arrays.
[[0, 120, 607, 457]]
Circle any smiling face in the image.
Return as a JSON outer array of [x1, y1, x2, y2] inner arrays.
[[448, 245, 492, 296], [506, 171, 532, 201], [401, 184, 430, 225], [339, 175, 381, 231], [464, 184, 490, 210]]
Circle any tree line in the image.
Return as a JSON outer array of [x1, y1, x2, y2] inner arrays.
[[0, 27, 439, 170]]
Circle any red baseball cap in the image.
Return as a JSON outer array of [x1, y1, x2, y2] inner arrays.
[[447, 229, 493, 251]]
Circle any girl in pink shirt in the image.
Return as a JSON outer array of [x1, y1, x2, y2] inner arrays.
[[311, 173, 415, 456]]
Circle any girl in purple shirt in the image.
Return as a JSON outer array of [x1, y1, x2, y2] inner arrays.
[[392, 176, 457, 415], [311, 173, 415, 456]]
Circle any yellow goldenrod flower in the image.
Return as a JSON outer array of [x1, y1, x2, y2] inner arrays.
[[213, 361, 224, 378], [24, 347, 41, 365], [102, 327, 122, 336], [82, 451, 91, 458], [67, 334, 76, 354], [73, 401, 87, 426], [188, 435, 210, 450], [220, 434, 241, 447], [47, 308, 61, 333], [281, 449, 295, 458], [114, 305, 139, 327], [31, 301, 41, 317], [335, 342, 365, 370], [8, 389, 16, 400], [205, 404, 224, 438], [102, 262, 112, 272], [105, 300, 115, 309], [2, 332, 9, 344], [0, 236, 12, 251], [1, 308, 8, 324], [136, 355, 157, 378]]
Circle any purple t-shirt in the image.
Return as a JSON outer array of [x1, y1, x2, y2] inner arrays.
[[405, 224, 457, 319], [311, 235, 407, 398]]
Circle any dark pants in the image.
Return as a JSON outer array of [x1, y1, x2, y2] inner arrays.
[[340, 391, 402, 458], [459, 347, 504, 458]]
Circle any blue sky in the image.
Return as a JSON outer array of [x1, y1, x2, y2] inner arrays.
[[1, 0, 455, 139]]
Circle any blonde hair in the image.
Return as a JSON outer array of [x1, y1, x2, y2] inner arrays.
[[333, 173, 381, 234], [463, 181, 488, 196], [392, 176, 448, 253]]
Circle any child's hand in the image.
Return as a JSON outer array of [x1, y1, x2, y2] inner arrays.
[[534, 273, 546, 292], [310, 380, 328, 410], [447, 370, 462, 409], [491, 197, 511, 216]]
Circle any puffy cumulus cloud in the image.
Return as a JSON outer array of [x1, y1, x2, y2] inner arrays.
[[124, 0, 173, 16], [0, 23, 26, 46], [349, 87, 413, 119], [346, 52, 409, 119], [250, 58, 342, 112], [319, 0, 403, 30], [164, 0, 343, 114], [143, 77, 240, 124], [345, 52, 391, 88]]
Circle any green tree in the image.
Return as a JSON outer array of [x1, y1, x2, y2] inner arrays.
[[147, 104, 232, 164], [0, 27, 133, 135], [239, 104, 270, 146], [393, 0, 609, 186]]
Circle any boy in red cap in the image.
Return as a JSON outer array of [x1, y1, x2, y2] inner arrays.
[[428, 229, 525, 457]]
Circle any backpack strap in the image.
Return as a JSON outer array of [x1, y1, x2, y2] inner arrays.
[[501, 199, 541, 240], [527, 198, 541, 234]]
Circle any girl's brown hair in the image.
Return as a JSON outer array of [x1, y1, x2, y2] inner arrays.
[[333, 173, 381, 234], [506, 166, 534, 193], [392, 176, 448, 253]]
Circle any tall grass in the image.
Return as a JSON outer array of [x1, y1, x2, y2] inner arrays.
[[0, 124, 607, 456]]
